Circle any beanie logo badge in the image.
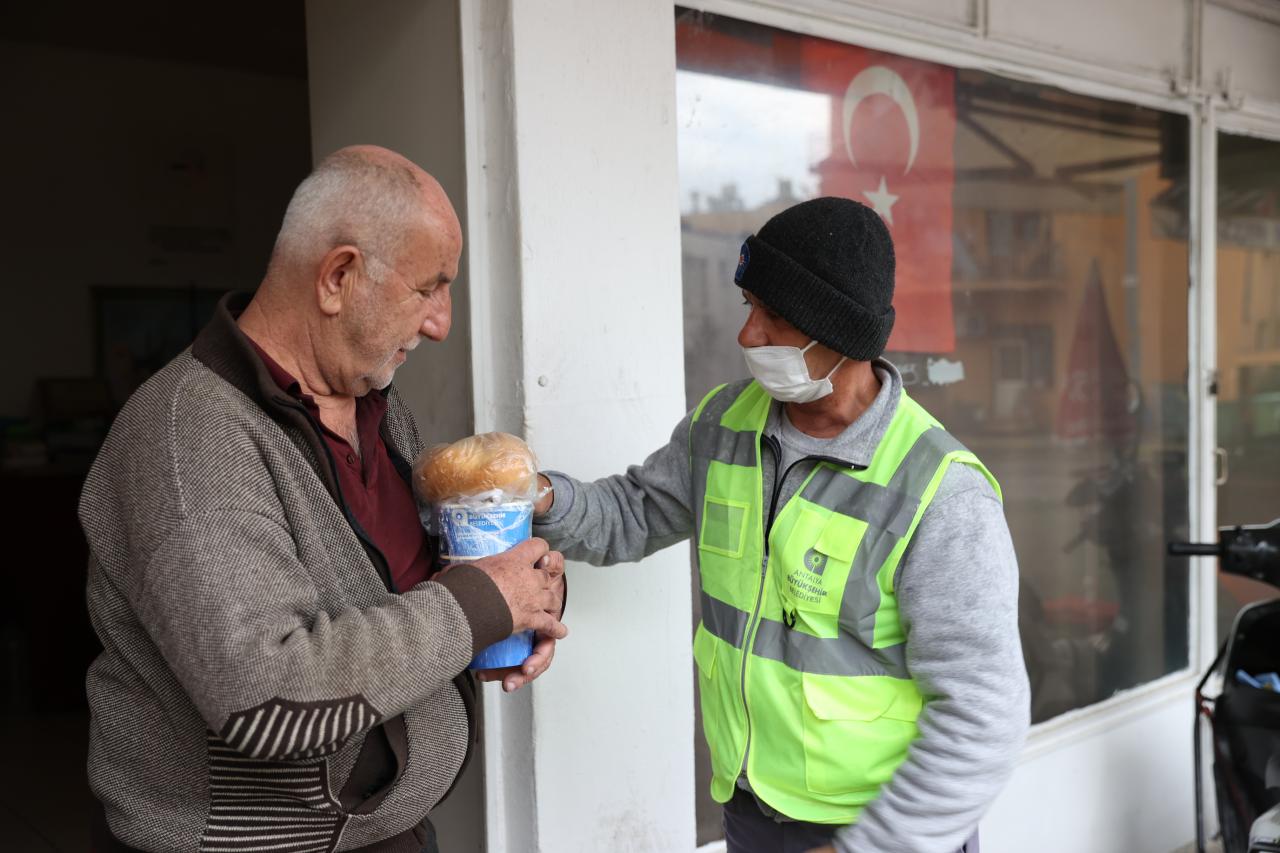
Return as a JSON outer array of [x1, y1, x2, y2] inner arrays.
[[734, 241, 750, 283]]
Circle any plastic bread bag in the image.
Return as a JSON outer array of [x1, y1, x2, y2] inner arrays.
[[412, 432, 542, 531], [412, 432, 545, 669]]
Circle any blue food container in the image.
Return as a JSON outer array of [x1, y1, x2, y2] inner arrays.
[[438, 501, 535, 670]]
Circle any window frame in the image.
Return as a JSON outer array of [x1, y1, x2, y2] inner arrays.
[[675, 0, 1217, 753]]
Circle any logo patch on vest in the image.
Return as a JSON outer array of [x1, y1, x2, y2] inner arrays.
[[785, 570, 830, 605], [803, 548, 828, 575], [734, 240, 750, 283], [786, 548, 833, 607]]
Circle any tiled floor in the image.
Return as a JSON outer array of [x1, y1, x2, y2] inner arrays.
[[0, 711, 93, 852]]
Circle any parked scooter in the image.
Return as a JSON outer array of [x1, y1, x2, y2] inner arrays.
[[1169, 519, 1280, 853]]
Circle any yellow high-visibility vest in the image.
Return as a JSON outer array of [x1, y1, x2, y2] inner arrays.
[[690, 379, 1000, 823]]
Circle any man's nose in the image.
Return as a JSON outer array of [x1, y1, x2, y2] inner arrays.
[[421, 288, 452, 341], [737, 309, 768, 349]]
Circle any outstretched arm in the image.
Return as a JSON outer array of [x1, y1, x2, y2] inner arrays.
[[533, 411, 698, 566]]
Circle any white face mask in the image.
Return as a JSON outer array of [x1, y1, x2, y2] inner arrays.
[[742, 340, 847, 403]]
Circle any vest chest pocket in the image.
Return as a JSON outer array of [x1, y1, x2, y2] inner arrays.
[[699, 495, 750, 559], [777, 509, 866, 635]]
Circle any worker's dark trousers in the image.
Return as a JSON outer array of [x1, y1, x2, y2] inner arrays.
[[722, 786, 980, 853]]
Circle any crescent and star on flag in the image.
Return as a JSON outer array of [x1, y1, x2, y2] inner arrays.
[[842, 65, 921, 227]]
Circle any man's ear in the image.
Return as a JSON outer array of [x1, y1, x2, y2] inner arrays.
[[315, 246, 361, 317]]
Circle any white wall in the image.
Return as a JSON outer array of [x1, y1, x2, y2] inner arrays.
[[699, 0, 1280, 124], [462, 1, 695, 850], [985, 0, 1187, 82], [0, 40, 310, 418], [1203, 1, 1280, 106], [983, 687, 1198, 853]]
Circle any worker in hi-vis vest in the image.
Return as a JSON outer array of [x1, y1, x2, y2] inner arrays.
[[530, 198, 1028, 853]]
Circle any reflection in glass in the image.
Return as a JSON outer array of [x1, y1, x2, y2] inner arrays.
[[677, 8, 1189, 743], [1216, 134, 1280, 643]]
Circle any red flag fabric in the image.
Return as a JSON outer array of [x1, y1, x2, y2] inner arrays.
[[802, 42, 958, 353], [1055, 260, 1136, 442]]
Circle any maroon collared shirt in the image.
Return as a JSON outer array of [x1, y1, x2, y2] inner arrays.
[[248, 340, 433, 592]]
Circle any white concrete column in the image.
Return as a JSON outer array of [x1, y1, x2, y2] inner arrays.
[[462, 1, 695, 850]]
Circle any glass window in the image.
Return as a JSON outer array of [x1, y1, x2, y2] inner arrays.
[[675, 12, 1191, 840], [1216, 133, 1280, 643]]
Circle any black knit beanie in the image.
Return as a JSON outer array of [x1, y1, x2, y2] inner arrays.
[[734, 197, 895, 361]]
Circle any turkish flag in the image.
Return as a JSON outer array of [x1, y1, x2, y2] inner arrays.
[[801, 42, 957, 353]]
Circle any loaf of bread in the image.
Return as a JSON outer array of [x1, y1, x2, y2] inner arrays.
[[413, 432, 539, 504]]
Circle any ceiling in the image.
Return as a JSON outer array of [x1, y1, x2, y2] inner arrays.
[[0, 2, 307, 79]]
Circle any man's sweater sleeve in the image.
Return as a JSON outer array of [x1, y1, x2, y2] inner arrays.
[[835, 463, 1030, 853], [94, 387, 515, 766], [127, 508, 511, 764], [533, 412, 696, 565]]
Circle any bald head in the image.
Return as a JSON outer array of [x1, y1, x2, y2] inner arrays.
[[269, 145, 460, 281], [239, 145, 463, 400]]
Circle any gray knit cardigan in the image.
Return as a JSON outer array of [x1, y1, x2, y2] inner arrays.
[[80, 294, 512, 852]]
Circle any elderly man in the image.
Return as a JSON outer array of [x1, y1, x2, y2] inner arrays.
[[80, 146, 566, 852], [533, 198, 1029, 853]]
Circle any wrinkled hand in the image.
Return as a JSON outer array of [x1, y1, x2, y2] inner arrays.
[[476, 633, 559, 692], [476, 550, 565, 692], [467, 538, 568, 640]]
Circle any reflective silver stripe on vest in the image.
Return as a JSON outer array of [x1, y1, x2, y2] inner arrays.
[[694, 379, 751, 436], [701, 590, 749, 649], [753, 618, 910, 679], [690, 420, 758, 468], [842, 427, 969, 646], [800, 468, 917, 537], [691, 379, 755, 524]]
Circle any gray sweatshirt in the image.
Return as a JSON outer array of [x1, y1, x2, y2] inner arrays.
[[534, 360, 1029, 853]]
